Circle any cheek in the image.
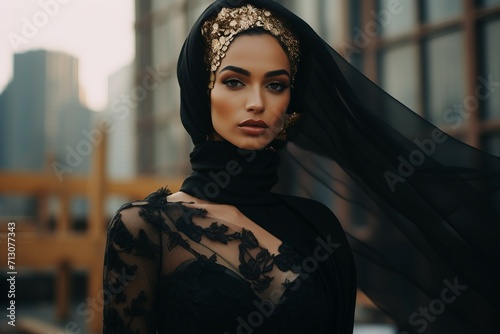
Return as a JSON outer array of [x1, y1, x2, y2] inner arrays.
[[210, 88, 234, 120]]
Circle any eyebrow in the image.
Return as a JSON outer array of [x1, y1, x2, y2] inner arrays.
[[264, 69, 290, 78], [219, 66, 290, 79]]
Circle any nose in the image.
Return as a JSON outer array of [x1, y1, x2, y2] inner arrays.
[[246, 87, 264, 113]]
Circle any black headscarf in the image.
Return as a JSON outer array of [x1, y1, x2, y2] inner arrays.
[[178, 1, 500, 333]]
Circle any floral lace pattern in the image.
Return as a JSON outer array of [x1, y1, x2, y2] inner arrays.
[[103, 188, 310, 334]]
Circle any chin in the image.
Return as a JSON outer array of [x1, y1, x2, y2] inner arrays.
[[231, 138, 272, 151]]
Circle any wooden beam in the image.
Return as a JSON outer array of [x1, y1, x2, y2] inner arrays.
[[56, 261, 71, 320], [88, 130, 106, 238], [0, 172, 182, 198], [0, 233, 105, 268], [106, 176, 183, 198], [57, 190, 71, 233], [0, 172, 87, 194]]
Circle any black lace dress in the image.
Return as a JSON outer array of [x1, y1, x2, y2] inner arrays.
[[103, 187, 356, 333]]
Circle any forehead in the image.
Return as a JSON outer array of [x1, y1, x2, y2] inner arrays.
[[219, 34, 291, 71]]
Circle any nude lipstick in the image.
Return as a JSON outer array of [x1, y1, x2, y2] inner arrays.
[[238, 119, 269, 135]]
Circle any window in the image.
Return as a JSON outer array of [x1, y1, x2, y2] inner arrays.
[[351, 1, 500, 149], [422, 0, 463, 23], [425, 31, 466, 124], [379, 0, 417, 37], [379, 43, 419, 111]]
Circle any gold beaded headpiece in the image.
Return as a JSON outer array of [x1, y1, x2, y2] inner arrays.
[[201, 4, 300, 89]]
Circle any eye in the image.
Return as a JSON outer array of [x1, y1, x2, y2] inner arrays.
[[267, 82, 289, 92], [223, 79, 244, 88]]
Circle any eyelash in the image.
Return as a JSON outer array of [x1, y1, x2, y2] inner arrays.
[[223, 79, 244, 88], [267, 82, 289, 92], [222, 79, 289, 92]]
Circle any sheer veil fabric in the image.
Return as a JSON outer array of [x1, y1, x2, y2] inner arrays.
[[177, 0, 500, 333]]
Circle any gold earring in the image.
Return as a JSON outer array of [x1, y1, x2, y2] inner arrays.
[[275, 112, 301, 141]]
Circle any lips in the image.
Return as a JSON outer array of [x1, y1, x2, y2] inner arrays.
[[238, 119, 269, 135], [238, 119, 269, 128]]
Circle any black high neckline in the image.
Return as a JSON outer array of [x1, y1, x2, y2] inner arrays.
[[180, 141, 282, 205]]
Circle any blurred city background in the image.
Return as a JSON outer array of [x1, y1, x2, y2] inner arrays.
[[0, 0, 499, 333]]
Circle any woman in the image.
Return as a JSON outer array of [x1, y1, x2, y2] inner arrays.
[[103, 1, 500, 333]]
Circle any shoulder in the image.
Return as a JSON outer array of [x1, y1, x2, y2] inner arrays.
[[107, 187, 183, 234]]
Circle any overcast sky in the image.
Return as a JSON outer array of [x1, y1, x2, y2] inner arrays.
[[0, 0, 135, 111]]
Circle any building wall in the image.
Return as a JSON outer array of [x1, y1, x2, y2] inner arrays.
[[102, 64, 139, 216], [0, 50, 88, 172], [1, 51, 48, 171], [135, 0, 212, 177], [273, 1, 500, 155], [105, 64, 137, 181]]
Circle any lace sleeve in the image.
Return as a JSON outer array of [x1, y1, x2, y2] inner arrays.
[[103, 204, 161, 334]]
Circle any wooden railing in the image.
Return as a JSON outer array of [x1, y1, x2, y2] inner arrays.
[[0, 136, 183, 333]]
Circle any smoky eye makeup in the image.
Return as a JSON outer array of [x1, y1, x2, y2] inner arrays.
[[266, 81, 289, 92], [222, 78, 245, 88], [217, 67, 291, 91]]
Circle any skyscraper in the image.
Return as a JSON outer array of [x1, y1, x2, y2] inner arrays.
[[0, 49, 92, 217]]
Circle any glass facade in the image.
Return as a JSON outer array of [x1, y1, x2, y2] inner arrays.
[[378, 0, 417, 37], [423, 0, 463, 23], [352, 0, 500, 151], [425, 31, 466, 124], [277, 0, 345, 45], [379, 43, 419, 111]]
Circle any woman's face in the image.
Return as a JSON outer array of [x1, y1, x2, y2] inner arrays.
[[210, 33, 291, 150]]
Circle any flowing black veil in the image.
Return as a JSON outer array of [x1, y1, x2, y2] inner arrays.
[[177, 1, 500, 333]]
